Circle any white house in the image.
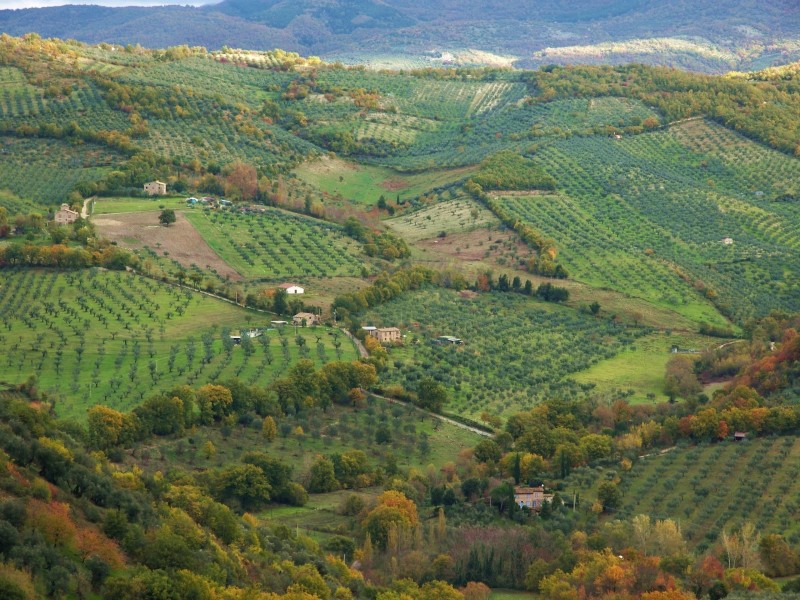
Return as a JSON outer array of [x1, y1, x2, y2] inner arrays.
[[144, 181, 167, 196], [278, 283, 304, 294]]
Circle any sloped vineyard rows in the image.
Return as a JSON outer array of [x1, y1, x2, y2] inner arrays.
[[365, 288, 647, 418], [185, 208, 366, 279], [0, 269, 356, 420]]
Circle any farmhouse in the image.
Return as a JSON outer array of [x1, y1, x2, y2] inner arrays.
[[144, 181, 167, 196], [279, 283, 304, 294], [292, 312, 320, 327], [54, 203, 79, 225], [514, 485, 554, 510], [369, 327, 401, 344]]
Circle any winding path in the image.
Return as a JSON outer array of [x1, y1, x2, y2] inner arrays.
[[81, 196, 94, 219]]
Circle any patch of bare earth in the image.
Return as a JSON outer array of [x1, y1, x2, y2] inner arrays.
[[381, 178, 409, 191], [93, 211, 243, 281], [416, 228, 532, 264]]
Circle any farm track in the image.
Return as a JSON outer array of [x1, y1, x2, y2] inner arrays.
[[81, 196, 93, 219], [368, 390, 494, 438]]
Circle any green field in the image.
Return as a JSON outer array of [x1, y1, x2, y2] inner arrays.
[[184, 207, 367, 279], [0, 269, 357, 420], [365, 288, 649, 418], [91, 196, 188, 214], [573, 331, 728, 403], [293, 157, 474, 205], [565, 437, 800, 552], [489, 591, 537, 600]]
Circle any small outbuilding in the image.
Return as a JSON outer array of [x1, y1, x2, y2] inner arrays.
[[293, 312, 320, 327], [434, 335, 463, 345], [279, 283, 304, 294]]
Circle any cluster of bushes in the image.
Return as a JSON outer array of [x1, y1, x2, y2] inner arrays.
[[471, 151, 557, 191], [475, 272, 569, 302], [343, 218, 410, 260], [0, 243, 134, 271], [333, 266, 437, 319]]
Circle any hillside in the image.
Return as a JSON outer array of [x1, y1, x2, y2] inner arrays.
[[4, 36, 800, 598], [1, 0, 799, 72]]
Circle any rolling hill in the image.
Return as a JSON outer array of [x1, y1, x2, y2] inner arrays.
[[1, 0, 799, 72]]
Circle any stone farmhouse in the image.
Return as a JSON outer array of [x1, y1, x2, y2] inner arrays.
[[514, 485, 554, 510], [292, 312, 320, 326], [370, 327, 401, 344], [144, 180, 167, 196], [54, 203, 79, 225]]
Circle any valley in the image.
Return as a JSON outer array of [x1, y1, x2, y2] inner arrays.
[[0, 32, 799, 599]]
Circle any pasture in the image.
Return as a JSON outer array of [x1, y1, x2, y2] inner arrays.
[[0, 269, 357, 420], [364, 288, 648, 418], [572, 331, 730, 403], [91, 195, 188, 214], [293, 156, 473, 205]]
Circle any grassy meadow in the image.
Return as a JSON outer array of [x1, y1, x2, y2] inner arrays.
[[572, 331, 728, 403], [91, 195, 189, 214], [293, 157, 474, 205]]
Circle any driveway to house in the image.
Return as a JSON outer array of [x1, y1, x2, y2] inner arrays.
[[81, 197, 94, 219], [342, 328, 368, 358]]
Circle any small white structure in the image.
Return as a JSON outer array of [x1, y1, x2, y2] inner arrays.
[[722, 237, 734, 245], [54, 203, 79, 225], [144, 181, 167, 196], [279, 283, 304, 294]]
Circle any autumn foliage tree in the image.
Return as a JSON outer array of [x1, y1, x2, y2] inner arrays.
[[362, 491, 419, 549], [224, 161, 258, 202]]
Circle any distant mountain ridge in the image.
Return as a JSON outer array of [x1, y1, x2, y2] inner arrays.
[[1, 0, 799, 72]]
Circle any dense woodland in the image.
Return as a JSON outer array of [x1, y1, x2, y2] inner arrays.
[[0, 34, 799, 599]]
